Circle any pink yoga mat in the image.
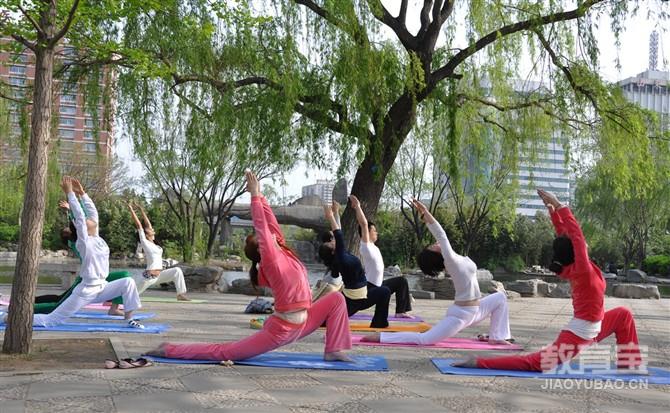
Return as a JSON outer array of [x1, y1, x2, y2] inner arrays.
[[351, 334, 522, 350], [2, 299, 123, 311]]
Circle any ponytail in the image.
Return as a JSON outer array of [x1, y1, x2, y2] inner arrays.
[[244, 234, 261, 287], [548, 261, 564, 275]]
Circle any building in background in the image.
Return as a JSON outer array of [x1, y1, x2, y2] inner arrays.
[[0, 40, 115, 190], [618, 32, 669, 133], [301, 180, 335, 204]]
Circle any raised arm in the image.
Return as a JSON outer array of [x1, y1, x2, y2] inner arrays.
[[138, 205, 153, 231], [538, 189, 589, 272], [323, 202, 340, 232], [62, 177, 87, 241], [127, 203, 142, 230], [412, 198, 459, 262], [246, 170, 280, 263], [72, 178, 98, 230], [259, 195, 285, 245], [349, 195, 369, 243]]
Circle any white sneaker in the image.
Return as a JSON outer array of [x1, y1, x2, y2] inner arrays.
[[127, 319, 145, 329]]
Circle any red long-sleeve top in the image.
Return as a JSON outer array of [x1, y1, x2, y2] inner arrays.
[[251, 195, 312, 313], [550, 207, 605, 322]]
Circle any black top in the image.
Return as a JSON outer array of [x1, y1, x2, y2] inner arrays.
[[331, 229, 368, 290]]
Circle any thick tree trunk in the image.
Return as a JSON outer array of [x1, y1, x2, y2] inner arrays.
[[341, 94, 417, 251], [3, 47, 55, 354]]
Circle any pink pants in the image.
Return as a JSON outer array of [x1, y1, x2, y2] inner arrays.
[[476, 306, 641, 371], [163, 291, 351, 360]]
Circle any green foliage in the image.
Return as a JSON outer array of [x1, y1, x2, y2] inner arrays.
[[642, 255, 670, 277], [501, 255, 525, 273]]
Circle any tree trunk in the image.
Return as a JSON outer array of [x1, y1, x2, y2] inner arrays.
[[3, 46, 55, 354]]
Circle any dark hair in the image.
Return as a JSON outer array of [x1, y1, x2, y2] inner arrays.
[[318, 242, 335, 269], [417, 248, 445, 276], [320, 231, 334, 243], [550, 235, 575, 275], [357, 221, 376, 237], [244, 234, 261, 287], [60, 221, 78, 247]]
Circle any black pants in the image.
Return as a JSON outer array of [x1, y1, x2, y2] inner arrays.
[[345, 283, 391, 328], [382, 276, 412, 314]]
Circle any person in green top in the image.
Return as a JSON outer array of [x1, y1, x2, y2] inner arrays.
[[32, 199, 131, 315]]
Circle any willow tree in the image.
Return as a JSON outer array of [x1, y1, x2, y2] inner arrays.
[[116, 1, 666, 250]]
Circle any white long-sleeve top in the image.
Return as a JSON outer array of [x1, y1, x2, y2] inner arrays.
[[138, 229, 163, 271], [427, 221, 481, 301], [69, 192, 109, 286], [360, 241, 384, 287]]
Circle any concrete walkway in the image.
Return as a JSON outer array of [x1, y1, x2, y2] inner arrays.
[[0, 285, 668, 413]]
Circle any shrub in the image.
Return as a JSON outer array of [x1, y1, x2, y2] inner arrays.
[[642, 255, 670, 277]]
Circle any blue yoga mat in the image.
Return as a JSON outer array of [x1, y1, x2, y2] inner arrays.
[[71, 311, 156, 321], [0, 322, 169, 334], [144, 352, 388, 371], [432, 358, 670, 385]]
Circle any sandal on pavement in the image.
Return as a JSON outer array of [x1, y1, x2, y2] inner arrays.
[[477, 334, 515, 344]]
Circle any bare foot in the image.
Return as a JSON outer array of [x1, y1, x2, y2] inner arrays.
[[395, 313, 414, 319], [452, 357, 478, 368], [488, 339, 513, 346], [145, 342, 168, 357], [360, 333, 381, 343], [324, 351, 353, 362], [176, 294, 191, 301], [107, 309, 124, 316]]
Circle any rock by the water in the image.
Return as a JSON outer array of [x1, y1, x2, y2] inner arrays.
[[537, 281, 557, 296], [603, 273, 617, 280], [547, 283, 571, 298], [476, 269, 493, 281], [420, 276, 456, 299], [229, 278, 272, 297], [505, 290, 521, 300], [384, 265, 402, 278], [505, 279, 540, 297], [612, 284, 660, 299], [479, 279, 505, 294], [164, 265, 224, 292], [626, 269, 648, 283]]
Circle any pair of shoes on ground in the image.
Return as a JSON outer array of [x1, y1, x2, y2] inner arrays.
[[476, 334, 515, 344], [105, 357, 153, 369]]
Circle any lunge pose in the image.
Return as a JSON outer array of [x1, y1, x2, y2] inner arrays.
[[319, 200, 391, 328], [349, 195, 413, 317], [455, 189, 641, 371], [1, 177, 143, 328], [146, 171, 351, 362], [362, 199, 511, 345], [105, 202, 190, 315], [33, 200, 129, 315]]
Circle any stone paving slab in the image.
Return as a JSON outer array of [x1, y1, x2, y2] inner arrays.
[[0, 285, 669, 412]]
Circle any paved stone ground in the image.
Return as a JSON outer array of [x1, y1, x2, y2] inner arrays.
[[1, 285, 669, 413]]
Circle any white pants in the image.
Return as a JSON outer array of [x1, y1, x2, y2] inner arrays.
[[133, 267, 187, 295], [33, 278, 142, 327], [381, 291, 510, 345]]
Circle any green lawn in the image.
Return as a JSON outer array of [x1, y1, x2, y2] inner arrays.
[[658, 285, 670, 298], [0, 275, 62, 285]]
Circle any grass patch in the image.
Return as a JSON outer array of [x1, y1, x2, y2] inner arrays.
[[658, 285, 670, 298], [0, 275, 61, 285]]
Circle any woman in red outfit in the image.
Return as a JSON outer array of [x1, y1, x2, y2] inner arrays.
[[146, 171, 352, 362], [454, 189, 641, 371]]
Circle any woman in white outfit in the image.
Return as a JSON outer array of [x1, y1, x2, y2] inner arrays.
[[112, 202, 189, 310], [362, 199, 511, 345], [1, 176, 144, 328]]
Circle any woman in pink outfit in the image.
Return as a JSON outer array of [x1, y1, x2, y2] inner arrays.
[[146, 171, 352, 362]]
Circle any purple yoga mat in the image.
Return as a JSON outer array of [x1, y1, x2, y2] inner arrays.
[[351, 335, 522, 350], [349, 313, 424, 322]]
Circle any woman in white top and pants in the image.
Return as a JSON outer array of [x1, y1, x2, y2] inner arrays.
[[125, 202, 189, 301], [1, 177, 144, 328], [363, 199, 511, 345]]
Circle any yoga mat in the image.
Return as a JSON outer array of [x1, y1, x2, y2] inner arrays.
[[431, 358, 670, 385], [0, 322, 169, 334], [71, 311, 156, 321], [144, 352, 388, 371], [345, 322, 432, 333], [349, 313, 424, 322], [351, 335, 523, 351]]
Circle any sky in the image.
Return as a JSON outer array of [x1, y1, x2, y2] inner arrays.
[[115, 2, 670, 199]]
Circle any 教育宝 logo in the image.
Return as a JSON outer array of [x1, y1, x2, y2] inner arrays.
[[539, 343, 649, 390]]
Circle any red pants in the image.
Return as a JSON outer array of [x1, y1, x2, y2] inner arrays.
[[476, 307, 641, 371], [163, 291, 351, 361]]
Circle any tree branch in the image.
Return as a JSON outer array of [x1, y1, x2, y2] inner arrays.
[[294, 0, 369, 47], [51, 0, 81, 46], [17, 4, 45, 37], [10, 34, 36, 51], [366, 0, 416, 50], [430, 0, 604, 87]]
